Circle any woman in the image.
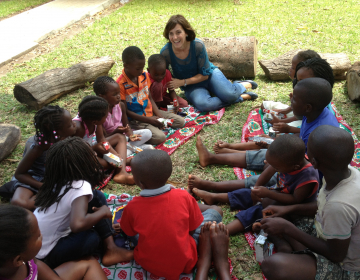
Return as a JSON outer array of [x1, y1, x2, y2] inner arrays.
[[160, 14, 258, 112]]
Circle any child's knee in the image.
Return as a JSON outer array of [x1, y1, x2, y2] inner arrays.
[[261, 254, 287, 280], [209, 205, 223, 217], [149, 132, 166, 145]]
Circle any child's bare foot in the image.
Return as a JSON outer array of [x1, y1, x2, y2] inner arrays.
[[188, 175, 208, 191], [192, 188, 215, 205], [210, 222, 231, 280], [102, 237, 134, 267], [196, 136, 213, 167], [113, 172, 135, 185], [213, 141, 230, 154], [196, 222, 213, 280]]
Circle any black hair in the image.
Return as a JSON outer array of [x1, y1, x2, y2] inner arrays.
[[267, 134, 305, 166], [93, 76, 117, 96], [34, 105, 66, 146], [122, 46, 145, 65], [0, 205, 32, 266], [131, 149, 172, 188], [295, 77, 332, 111], [296, 50, 321, 62], [148, 54, 166, 69], [308, 125, 354, 169], [35, 137, 105, 212], [78, 95, 109, 122], [294, 57, 334, 88]]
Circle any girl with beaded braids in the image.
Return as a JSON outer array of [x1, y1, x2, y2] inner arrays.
[[9, 105, 76, 211], [73, 95, 134, 185]]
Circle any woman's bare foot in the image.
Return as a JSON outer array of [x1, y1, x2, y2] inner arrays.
[[113, 170, 135, 185], [210, 222, 231, 280], [196, 136, 213, 167], [188, 175, 208, 191], [102, 236, 134, 267], [213, 141, 230, 154], [192, 188, 216, 205], [195, 222, 213, 280], [240, 82, 252, 89]]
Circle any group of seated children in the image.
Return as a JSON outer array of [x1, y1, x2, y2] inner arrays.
[[1, 47, 359, 280]]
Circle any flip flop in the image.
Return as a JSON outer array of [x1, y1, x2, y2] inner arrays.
[[241, 91, 258, 100], [235, 80, 258, 89]]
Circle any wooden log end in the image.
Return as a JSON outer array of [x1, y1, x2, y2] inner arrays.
[[13, 85, 41, 110]]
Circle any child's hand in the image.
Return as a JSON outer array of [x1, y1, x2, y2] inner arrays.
[[273, 106, 292, 115], [273, 123, 291, 133], [116, 125, 130, 133], [261, 217, 292, 236], [265, 113, 281, 125], [113, 223, 121, 233], [250, 188, 262, 204], [92, 205, 113, 219], [148, 116, 165, 129], [251, 186, 270, 199], [255, 141, 269, 149], [129, 134, 142, 141], [262, 205, 291, 218]]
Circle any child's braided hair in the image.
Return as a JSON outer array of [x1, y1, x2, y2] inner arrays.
[[294, 57, 334, 88], [93, 76, 117, 96], [0, 205, 31, 266], [78, 95, 109, 122], [35, 137, 105, 212], [34, 105, 65, 145]]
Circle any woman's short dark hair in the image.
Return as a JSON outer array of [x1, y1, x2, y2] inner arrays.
[[163, 14, 196, 42]]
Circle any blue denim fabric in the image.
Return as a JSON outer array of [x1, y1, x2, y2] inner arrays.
[[184, 68, 246, 112], [192, 208, 222, 245]]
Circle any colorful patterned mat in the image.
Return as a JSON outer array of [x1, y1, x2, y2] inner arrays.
[[233, 103, 360, 280], [100, 192, 237, 280], [96, 106, 225, 190]]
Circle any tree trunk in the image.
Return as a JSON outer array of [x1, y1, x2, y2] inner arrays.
[[258, 50, 300, 81], [0, 124, 21, 162], [259, 50, 351, 81], [347, 61, 360, 101], [202, 37, 257, 79], [14, 56, 115, 109]]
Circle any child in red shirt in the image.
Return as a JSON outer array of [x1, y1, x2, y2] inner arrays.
[[147, 54, 188, 112], [120, 150, 223, 280]]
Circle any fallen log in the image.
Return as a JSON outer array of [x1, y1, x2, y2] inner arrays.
[[259, 50, 351, 81], [347, 61, 360, 101], [14, 56, 115, 109], [0, 124, 21, 162], [202, 37, 257, 79]]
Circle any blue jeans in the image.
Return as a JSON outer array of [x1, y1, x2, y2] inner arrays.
[[184, 68, 246, 112]]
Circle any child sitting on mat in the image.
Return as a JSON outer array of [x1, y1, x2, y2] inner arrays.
[[93, 76, 153, 157], [73, 95, 134, 185], [117, 46, 185, 145], [34, 137, 133, 269], [190, 77, 338, 191], [118, 150, 223, 280], [0, 204, 108, 280], [192, 134, 319, 235], [260, 125, 360, 280], [5, 105, 76, 211], [147, 54, 188, 112]]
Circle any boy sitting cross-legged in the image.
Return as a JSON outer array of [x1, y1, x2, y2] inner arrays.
[[192, 134, 319, 235], [117, 46, 185, 145], [260, 125, 360, 280], [119, 150, 223, 280]]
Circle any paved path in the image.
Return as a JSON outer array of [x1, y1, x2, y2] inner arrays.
[[0, 0, 123, 67]]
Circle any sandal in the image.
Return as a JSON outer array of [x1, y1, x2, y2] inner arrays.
[[235, 80, 258, 89], [241, 91, 258, 100]]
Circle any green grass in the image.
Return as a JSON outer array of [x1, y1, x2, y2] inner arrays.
[[0, 0, 52, 19], [1, 0, 360, 278]]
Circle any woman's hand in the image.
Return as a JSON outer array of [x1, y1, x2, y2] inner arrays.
[[167, 78, 184, 90]]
